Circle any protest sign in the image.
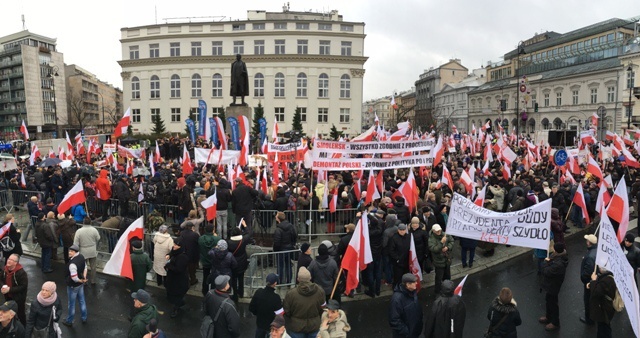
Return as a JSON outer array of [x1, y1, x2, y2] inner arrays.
[[595, 214, 640, 337], [194, 148, 240, 165], [313, 139, 434, 155], [446, 193, 551, 250], [311, 153, 433, 171], [117, 145, 145, 159], [267, 142, 308, 162]]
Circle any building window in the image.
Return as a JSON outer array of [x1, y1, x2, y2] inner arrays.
[[590, 88, 598, 104], [340, 108, 350, 123], [274, 72, 285, 97], [275, 107, 285, 122], [341, 41, 352, 56], [607, 86, 615, 103], [232, 24, 245, 31], [212, 41, 222, 55], [299, 107, 307, 122], [129, 45, 139, 59], [572, 90, 578, 105], [170, 42, 180, 57], [192, 74, 202, 97], [132, 108, 141, 123], [340, 24, 354, 32], [212, 73, 222, 97], [628, 70, 636, 89], [274, 22, 287, 29], [544, 93, 550, 107], [254, 40, 264, 55], [296, 22, 309, 30], [170, 74, 180, 98], [171, 108, 181, 122], [531, 94, 537, 108], [191, 42, 202, 56], [318, 73, 329, 98], [275, 40, 285, 54], [319, 40, 330, 55], [253, 23, 265, 30], [318, 23, 332, 31], [131, 77, 140, 99], [254, 73, 264, 97], [150, 75, 160, 99], [297, 73, 307, 97], [318, 108, 328, 123], [233, 41, 244, 55], [212, 107, 224, 117], [340, 74, 351, 98], [556, 92, 562, 106], [149, 44, 159, 58], [151, 108, 160, 122], [297, 40, 308, 54]]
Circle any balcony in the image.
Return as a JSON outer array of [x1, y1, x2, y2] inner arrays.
[[0, 120, 19, 127], [0, 108, 26, 116], [0, 59, 22, 68], [0, 71, 23, 79]]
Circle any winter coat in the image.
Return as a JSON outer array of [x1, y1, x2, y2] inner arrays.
[[36, 219, 57, 249], [486, 297, 521, 338], [0, 317, 24, 338], [549, 208, 564, 244], [459, 237, 478, 249], [203, 290, 240, 338], [625, 243, 640, 272], [198, 233, 220, 268], [95, 169, 112, 200], [227, 233, 251, 274], [297, 252, 313, 272], [209, 248, 237, 281], [25, 296, 62, 338], [71, 204, 87, 223], [128, 303, 158, 338], [178, 228, 200, 264], [388, 232, 411, 268], [428, 230, 454, 268], [393, 198, 411, 224], [27, 201, 41, 217], [56, 217, 78, 247], [101, 216, 122, 229], [249, 286, 283, 330], [0, 264, 28, 308], [152, 232, 173, 276], [489, 185, 505, 211], [580, 245, 597, 285], [130, 248, 152, 291], [2, 224, 22, 257], [589, 272, 617, 324], [283, 281, 326, 333], [424, 280, 466, 338], [113, 179, 131, 201], [368, 215, 384, 257], [389, 284, 423, 338], [73, 224, 100, 259], [308, 255, 339, 296], [319, 309, 351, 338], [165, 247, 190, 298], [383, 216, 400, 250], [542, 251, 568, 295], [273, 220, 297, 252], [337, 232, 354, 259], [231, 183, 259, 214], [177, 186, 194, 214], [409, 226, 429, 260]]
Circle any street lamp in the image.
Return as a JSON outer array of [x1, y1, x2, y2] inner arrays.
[[46, 65, 59, 138], [97, 91, 105, 133], [515, 41, 526, 140], [628, 63, 635, 130]]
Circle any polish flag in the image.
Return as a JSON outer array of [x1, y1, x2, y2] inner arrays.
[[126, 158, 133, 176], [481, 121, 490, 132], [376, 170, 384, 194], [261, 167, 268, 195], [351, 125, 377, 142], [365, 169, 381, 205], [471, 123, 476, 135], [103, 216, 145, 280], [182, 144, 193, 175], [200, 191, 218, 221], [587, 155, 604, 181], [409, 233, 423, 292], [454, 275, 469, 296], [113, 107, 131, 138], [272, 120, 279, 143], [460, 169, 474, 197], [621, 148, 640, 168], [563, 169, 577, 185], [595, 182, 611, 214], [75, 134, 85, 155], [474, 184, 487, 207], [204, 117, 212, 142], [57, 181, 86, 215], [441, 165, 453, 188], [20, 171, 26, 188], [352, 178, 361, 200], [65, 131, 74, 153], [606, 176, 629, 243], [137, 181, 144, 202], [591, 112, 599, 127], [572, 184, 591, 226], [329, 189, 338, 213], [430, 136, 445, 169], [399, 169, 417, 212], [340, 213, 373, 295], [58, 146, 66, 160], [580, 132, 596, 146], [603, 175, 613, 189], [0, 221, 13, 240], [238, 116, 250, 166], [321, 183, 329, 209], [149, 152, 155, 177], [86, 140, 93, 163], [502, 162, 511, 179], [48, 149, 56, 159], [481, 159, 492, 177], [29, 144, 40, 166], [567, 155, 581, 176], [261, 138, 268, 154], [20, 120, 29, 141], [215, 117, 227, 150], [155, 141, 162, 163]]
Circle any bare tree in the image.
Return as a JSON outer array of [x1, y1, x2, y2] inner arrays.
[[66, 89, 91, 132]]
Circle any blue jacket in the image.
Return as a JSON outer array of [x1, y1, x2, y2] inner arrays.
[[72, 205, 87, 223]]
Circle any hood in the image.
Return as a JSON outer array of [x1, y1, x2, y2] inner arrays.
[[213, 248, 229, 259], [441, 280, 455, 296], [322, 310, 351, 333], [200, 234, 218, 247], [154, 232, 172, 244], [296, 281, 320, 296], [491, 297, 518, 313], [134, 304, 158, 322], [393, 197, 405, 207], [551, 250, 569, 265], [99, 169, 108, 178], [551, 208, 560, 220], [314, 255, 331, 266]]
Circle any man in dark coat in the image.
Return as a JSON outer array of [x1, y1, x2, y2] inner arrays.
[[539, 242, 569, 331], [249, 273, 283, 338], [0, 254, 28, 326], [204, 275, 240, 338], [296, 243, 313, 273], [365, 211, 384, 297], [273, 212, 297, 284], [129, 240, 152, 292], [113, 175, 131, 217], [424, 279, 466, 338], [165, 238, 190, 318], [393, 197, 411, 224], [388, 224, 411, 288], [231, 179, 259, 236], [389, 273, 423, 338], [623, 233, 640, 285], [587, 266, 618, 338], [580, 234, 598, 325], [178, 221, 200, 286]]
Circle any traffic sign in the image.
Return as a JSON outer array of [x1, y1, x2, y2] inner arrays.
[[554, 149, 568, 166]]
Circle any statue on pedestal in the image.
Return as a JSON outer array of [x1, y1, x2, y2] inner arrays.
[[230, 54, 249, 106]]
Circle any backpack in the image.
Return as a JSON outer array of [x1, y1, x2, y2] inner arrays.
[[200, 296, 230, 338], [146, 183, 157, 202], [604, 276, 624, 312]]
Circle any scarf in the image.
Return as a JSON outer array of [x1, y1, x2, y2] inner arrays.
[[37, 291, 57, 307], [3, 264, 22, 288]]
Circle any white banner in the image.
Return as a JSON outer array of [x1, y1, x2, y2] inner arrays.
[[595, 214, 640, 337], [446, 193, 552, 250], [310, 153, 433, 170], [313, 139, 434, 155], [194, 148, 240, 165]]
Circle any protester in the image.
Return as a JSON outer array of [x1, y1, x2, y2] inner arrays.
[[428, 224, 454, 295], [73, 219, 101, 285], [178, 221, 200, 286], [130, 239, 153, 292], [539, 242, 568, 331], [269, 315, 290, 338], [486, 287, 521, 338], [25, 281, 62, 338], [580, 234, 598, 325], [623, 233, 640, 285], [389, 273, 423, 338], [203, 275, 240, 337], [0, 300, 25, 337], [129, 289, 159, 338], [282, 267, 325, 338], [227, 222, 252, 301], [296, 243, 313, 273], [56, 213, 78, 265], [63, 244, 88, 327], [273, 212, 297, 285], [165, 238, 189, 318], [0, 254, 27, 326], [587, 266, 617, 338], [318, 299, 351, 338], [198, 224, 220, 296], [152, 225, 174, 287], [249, 273, 283, 338], [208, 239, 236, 292], [387, 223, 410, 288], [308, 243, 339, 303], [1, 214, 22, 264], [142, 318, 166, 338], [424, 280, 466, 338]]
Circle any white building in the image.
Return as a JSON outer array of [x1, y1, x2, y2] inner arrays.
[[434, 67, 486, 133], [119, 8, 367, 137]]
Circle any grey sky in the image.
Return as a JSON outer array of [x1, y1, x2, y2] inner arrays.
[[2, 0, 639, 101]]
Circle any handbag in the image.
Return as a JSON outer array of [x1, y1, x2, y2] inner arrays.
[[31, 305, 54, 338], [484, 311, 509, 338], [200, 297, 230, 338]]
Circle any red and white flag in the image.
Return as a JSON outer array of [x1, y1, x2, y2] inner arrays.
[[409, 233, 423, 292], [75, 134, 85, 155], [340, 213, 373, 295], [154, 141, 162, 163], [586, 155, 603, 181], [399, 169, 417, 212], [591, 112, 599, 127], [137, 181, 144, 202], [215, 117, 227, 150], [200, 191, 218, 221], [20, 172, 26, 188], [365, 169, 381, 205], [103, 216, 145, 280], [441, 165, 453, 188], [351, 125, 377, 142], [113, 107, 131, 138], [48, 149, 56, 159], [57, 181, 86, 215], [0, 221, 12, 240], [474, 184, 487, 207], [606, 176, 629, 243], [20, 120, 29, 141], [572, 184, 591, 226], [454, 274, 469, 296], [272, 120, 279, 143], [182, 144, 193, 175], [238, 116, 250, 166], [329, 190, 338, 213], [460, 169, 474, 197], [621, 148, 640, 168], [261, 167, 268, 195], [502, 162, 511, 179], [595, 182, 611, 214], [149, 152, 155, 177], [430, 136, 445, 169], [126, 158, 133, 176], [29, 144, 40, 166]]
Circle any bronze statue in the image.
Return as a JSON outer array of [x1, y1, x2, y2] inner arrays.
[[230, 54, 249, 106]]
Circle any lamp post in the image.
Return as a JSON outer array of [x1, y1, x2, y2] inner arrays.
[[97, 91, 105, 133], [46, 65, 59, 138], [628, 63, 635, 130], [515, 42, 526, 141]]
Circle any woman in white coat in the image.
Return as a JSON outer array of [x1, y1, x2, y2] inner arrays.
[[152, 225, 174, 286]]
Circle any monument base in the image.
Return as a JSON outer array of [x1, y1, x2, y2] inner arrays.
[[226, 105, 252, 127]]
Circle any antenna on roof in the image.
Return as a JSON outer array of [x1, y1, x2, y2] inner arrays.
[[21, 14, 26, 30]]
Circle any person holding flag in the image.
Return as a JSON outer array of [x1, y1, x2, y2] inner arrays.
[[389, 273, 423, 338], [428, 224, 454, 296], [424, 279, 466, 337]]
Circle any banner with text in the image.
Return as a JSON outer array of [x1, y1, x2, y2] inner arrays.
[[267, 142, 308, 162], [311, 153, 433, 170], [117, 145, 145, 159], [595, 214, 640, 338], [194, 148, 240, 165], [446, 193, 552, 250], [313, 139, 434, 155]]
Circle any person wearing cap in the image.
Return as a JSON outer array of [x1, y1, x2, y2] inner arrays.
[[388, 223, 411, 288], [228, 224, 253, 302], [428, 224, 454, 296], [337, 224, 356, 263], [198, 224, 220, 296], [623, 233, 640, 285], [128, 289, 158, 338], [73, 215, 101, 285], [152, 225, 174, 287], [63, 244, 88, 326], [539, 242, 568, 331], [273, 212, 297, 284], [587, 266, 618, 338], [0, 300, 25, 337], [178, 221, 201, 287], [282, 266, 325, 337], [130, 239, 153, 292], [269, 315, 289, 338], [142, 318, 166, 338], [389, 273, 423, 338], [113, 172, 132, 217], [203, 275, 240, 337], [408, 217, 428, 273], [364, 210, 384, 297], [424, 279, 466, 337], [580, 234, 598, 325], [318, 299, 350, 338], [25, 281, 62, 337], [309, 243, 339, 303], [249, 273, 283, 338], [0, 254, 27, 326], [296, 243, 313, 273], [165, 237, 190, 318]]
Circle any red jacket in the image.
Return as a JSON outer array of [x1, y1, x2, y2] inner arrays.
[[95, 169, 112, 200]]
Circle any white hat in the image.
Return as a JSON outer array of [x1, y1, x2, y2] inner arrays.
[[432, 224, 442, 232], [584, 234, 597, 245]]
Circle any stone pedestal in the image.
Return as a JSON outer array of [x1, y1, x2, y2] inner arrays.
[[226, 105, 252, 127]]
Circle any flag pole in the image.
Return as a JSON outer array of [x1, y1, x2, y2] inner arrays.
[[564, 201, 574, 221], [329, 267, 344, 300]]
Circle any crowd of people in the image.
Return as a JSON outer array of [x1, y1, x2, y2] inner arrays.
[[0, 131, 638, 337]]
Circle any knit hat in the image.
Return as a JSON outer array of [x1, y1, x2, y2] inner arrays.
[[215, 275, 230, 291], [397, 223, 407, 230], [411, 217, 419, 224], [625, 233, 636, 243], [318, 244, 329, 256], [553, 242, 565, 253], [42, 281, 57, 293], [131, 239, 143, 249], [432, 224, 442, 232], [321, 240, 334, 249], [216, 239, 228, 251], [57, 213, 65, 220], [131, 289, 151, 303], [297, 267, 311, 282], [300, 243, 311, 253], [69, 244, 80, 253]]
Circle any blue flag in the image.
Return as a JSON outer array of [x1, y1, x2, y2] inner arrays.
[[258, 118, 267, 145], [198, 100, 207, 137], [185, 119, 196, 143], [227, 117, 240, 150]]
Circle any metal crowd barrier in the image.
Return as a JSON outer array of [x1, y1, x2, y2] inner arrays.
[[245, 246, 319, 297], [252, 208, 354, 237], [0, 190, 9, 212], [85, 197, 181, 226], [6, 189, 45, 213]]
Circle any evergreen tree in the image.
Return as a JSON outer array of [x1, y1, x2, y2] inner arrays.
[[291, 107, 306, 137], [252, 103, 265, 138], [127, 125, 133, 136], [217, 107, 227, 131], [329, 124, 343, 140], [151, 115, 166, 135]]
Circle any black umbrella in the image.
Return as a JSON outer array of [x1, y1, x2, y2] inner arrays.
[[38, 157, 62, 167]]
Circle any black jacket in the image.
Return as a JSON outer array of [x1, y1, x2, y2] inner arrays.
[[486, 297, 521, 338], [113, 179, 130, 201], [589, 271, 617, 324], [227, 233, 252, 274], [165, 247, 190, 298], [273, 221, 297, 252], [389, 284, 423, 338], [231, 183, 259, 214], [388, 233, 411, 268], [178, 228, 200, 264], [297, 252, 313, 272], [25, 296, 62, 338], [393, 198, 411, 224], [203, 290, 240, 338], [368, 215, 384, 257], [423, 280, 466, 338], [408, 227, 428, 259], [0, 317, 25, 338], [209, 248, 237, 285], [625, 243, 640, 271], [308, 255, 339, 296], [580, 245, 597, 285], [542, 251, 568, 295], [249, 286, 283, 330], [215, 181, 232, 210]]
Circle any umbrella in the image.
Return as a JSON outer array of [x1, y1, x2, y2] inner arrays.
[[39, 158, 62, 167], [59, 160, 73, 169], [133, 167, 150, 177]]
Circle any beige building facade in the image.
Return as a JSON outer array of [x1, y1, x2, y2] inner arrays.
[[414, 59, 468, 128]]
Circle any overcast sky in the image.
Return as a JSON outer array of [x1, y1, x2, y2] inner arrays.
[[2, 1, 639, 101]]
